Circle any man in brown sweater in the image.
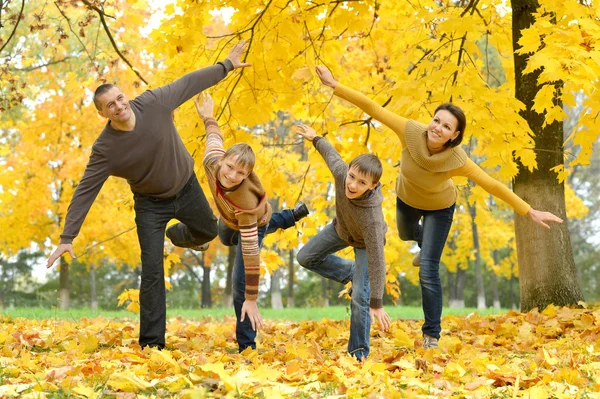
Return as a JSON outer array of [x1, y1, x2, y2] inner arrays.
[[46, 42, 251, 350], [295, 124, 391, 361]]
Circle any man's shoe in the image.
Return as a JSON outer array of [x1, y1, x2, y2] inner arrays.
[[412, 252, 420, 267], [423, 334, 438, 349], [190, 242, 209, 251], [292, 201, 309, 222]]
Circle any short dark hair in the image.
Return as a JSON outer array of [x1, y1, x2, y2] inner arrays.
[[348, 153, 383, 184], [93, 84, 118, 111], [434, 103, 466, 148]]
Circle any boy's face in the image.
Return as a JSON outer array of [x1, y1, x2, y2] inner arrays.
[[218, 155, 251, 189], [345, 166, 377, 200]]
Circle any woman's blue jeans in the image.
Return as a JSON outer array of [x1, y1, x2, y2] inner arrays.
[[218, 210, 296, 352], [396, 197, 455, 340], [297, 223, 372, 360]]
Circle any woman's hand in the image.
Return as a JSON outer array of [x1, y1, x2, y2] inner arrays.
[[315, 66, 338, 89], [295, 124, 317, 141], [194, 92, 214, 120], [527, 208, 563, 229]]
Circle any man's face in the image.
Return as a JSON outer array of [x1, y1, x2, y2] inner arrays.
[[96, 87, 132, 124], [218, 155, 251, 189], [345, 166, 377, 200]]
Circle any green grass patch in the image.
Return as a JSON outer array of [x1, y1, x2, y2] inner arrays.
[[1, 305, 508, 321]]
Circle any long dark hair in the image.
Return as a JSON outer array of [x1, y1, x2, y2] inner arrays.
[[435, 103, 466, 148]]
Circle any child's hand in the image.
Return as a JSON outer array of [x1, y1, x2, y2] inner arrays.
[[295, 124, 317, 141], [315, 66, 338, 88], [194, 92, 214, 120], [370, 307, 391, 332], [241, 300, 263, 332]]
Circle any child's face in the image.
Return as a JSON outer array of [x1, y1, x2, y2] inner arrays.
[[345, 166, 377, 200], [218, 155, 251, 189]]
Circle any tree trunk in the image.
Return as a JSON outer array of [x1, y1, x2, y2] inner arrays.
[[321, 277, 329, 307], [511, 0, 583, 311], [448, 267, 466, 308], [223, 246, 235, 308], [491, 251, 501, 309], [90, 263, 97, 311], [59, 256, 70, 310], [271, 268, 283, 309], [287, 250, 295, 308], [509, 261, 518, 310], [468, 201, 486, 309], [200, 253, 211, 308]]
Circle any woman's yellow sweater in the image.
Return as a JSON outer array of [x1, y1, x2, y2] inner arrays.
[[334, 83, 530, 216]]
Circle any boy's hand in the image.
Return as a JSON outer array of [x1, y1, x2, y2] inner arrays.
[[47, 243, 76, 269], [295, 124, 317, 141], [241, 300, 263, 331], [370, 307, 391, 332], [226, 41, 252, 69], [527, 208, 563, 229], [315, 66, 338, 88], [194, 92, 214, 120]]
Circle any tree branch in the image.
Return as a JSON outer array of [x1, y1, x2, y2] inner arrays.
[[0, 0, 25, 55], [77, 226, 136, 258], [54, 1, 95, 63], [80, 0, 148, 85], [10, 56, 72, 71]]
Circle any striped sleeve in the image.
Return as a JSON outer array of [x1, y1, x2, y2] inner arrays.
[[202, 117, 225, 169], [236, 213, 261, 300]]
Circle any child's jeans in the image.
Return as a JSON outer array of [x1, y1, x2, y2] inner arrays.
[[396, 197, 455, 340], [297, 223, 371, 360], [219, 210, 296, 352]]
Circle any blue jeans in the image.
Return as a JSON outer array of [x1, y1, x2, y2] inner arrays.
[[133, 173, 218, 349], [396, 197, 455, 339], [219, 210, 296, 351], [297, 223, 372, 360]]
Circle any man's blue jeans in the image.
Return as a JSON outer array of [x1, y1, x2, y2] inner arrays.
[[297, 223, 372, 360], [396, 197, 455, 340], [218, 210, 296, 352], [133, 173, 218, 349]]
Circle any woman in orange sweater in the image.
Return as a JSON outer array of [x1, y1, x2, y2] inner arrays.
[[315, 66, 563, 349]]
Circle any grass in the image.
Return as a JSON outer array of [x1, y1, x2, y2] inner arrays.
[[0, 305, 508, 321]]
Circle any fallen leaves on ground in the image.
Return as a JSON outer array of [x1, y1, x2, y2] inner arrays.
[[1, 304, 600, 398]]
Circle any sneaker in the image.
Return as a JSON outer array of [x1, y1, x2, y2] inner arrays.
[[412, 252, 420, 267], [190, 242, 209, 251], [292, 201, 310, 222], [422, 334, 438, 349]]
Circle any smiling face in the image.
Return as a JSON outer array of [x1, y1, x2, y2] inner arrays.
[[96, 87, 132, 125], [426, 109, 460, 151], [345, 166, 378, 200], [218, 155, 251, 189]]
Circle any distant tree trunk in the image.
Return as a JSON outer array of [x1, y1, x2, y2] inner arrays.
[[287, 250, 295, 308], [509, 261, 518, 310], [491, 251, 501, 309], [467, 201, 486, 309], [59, 256, 69, 310], [511, 0, 583, 311], [200, 253, 211, 308], [90, 263, 98, 311], [448, 267, 466, 308], [321, 277, 329, 307], [223, 246, 235, 308], [271, 268, 283, 309]]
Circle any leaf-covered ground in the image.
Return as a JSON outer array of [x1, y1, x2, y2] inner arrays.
[[1, 304, 599, 398]]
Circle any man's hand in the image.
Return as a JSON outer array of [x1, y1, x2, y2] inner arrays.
[[295, 124, 317, 141], [527, 208, 563, 229], [241, 300, 263, 331], [194, 92, 214, 120], [370, 307, 391, 332], [315, 66, 338, 88], [226, 41, 252, 70], [47, 243, 76, 269]]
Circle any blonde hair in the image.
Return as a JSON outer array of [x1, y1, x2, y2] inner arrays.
[[222, 143, 255, 172]]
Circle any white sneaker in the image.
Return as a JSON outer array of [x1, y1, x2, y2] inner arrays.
[[423, 334, 438, 349], [190, 242, 209, 251]]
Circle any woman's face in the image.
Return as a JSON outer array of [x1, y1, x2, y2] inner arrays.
[[426, 110, 460, 149]]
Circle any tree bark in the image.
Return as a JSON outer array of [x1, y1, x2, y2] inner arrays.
[[200, 253, 211, 308], [271, 268, 283, 309], [511, 0, 583, 311], [467, 201, 486, 309], [223, 246, 235, 308], [321, 277, 329, 307], [491, 251, 501, 309], [287, 250, 295, 308], [90, 263, 97, 311], [59, 256, 70, 310], [448, 267, 466, 308]]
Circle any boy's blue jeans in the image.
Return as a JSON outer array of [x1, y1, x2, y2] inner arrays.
[[396, 197, 455, 340], [297, 223, 372, 360], [218, 210, 296, 352]]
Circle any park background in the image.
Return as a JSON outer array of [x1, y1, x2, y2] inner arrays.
[[1, 0, 600, 397]]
